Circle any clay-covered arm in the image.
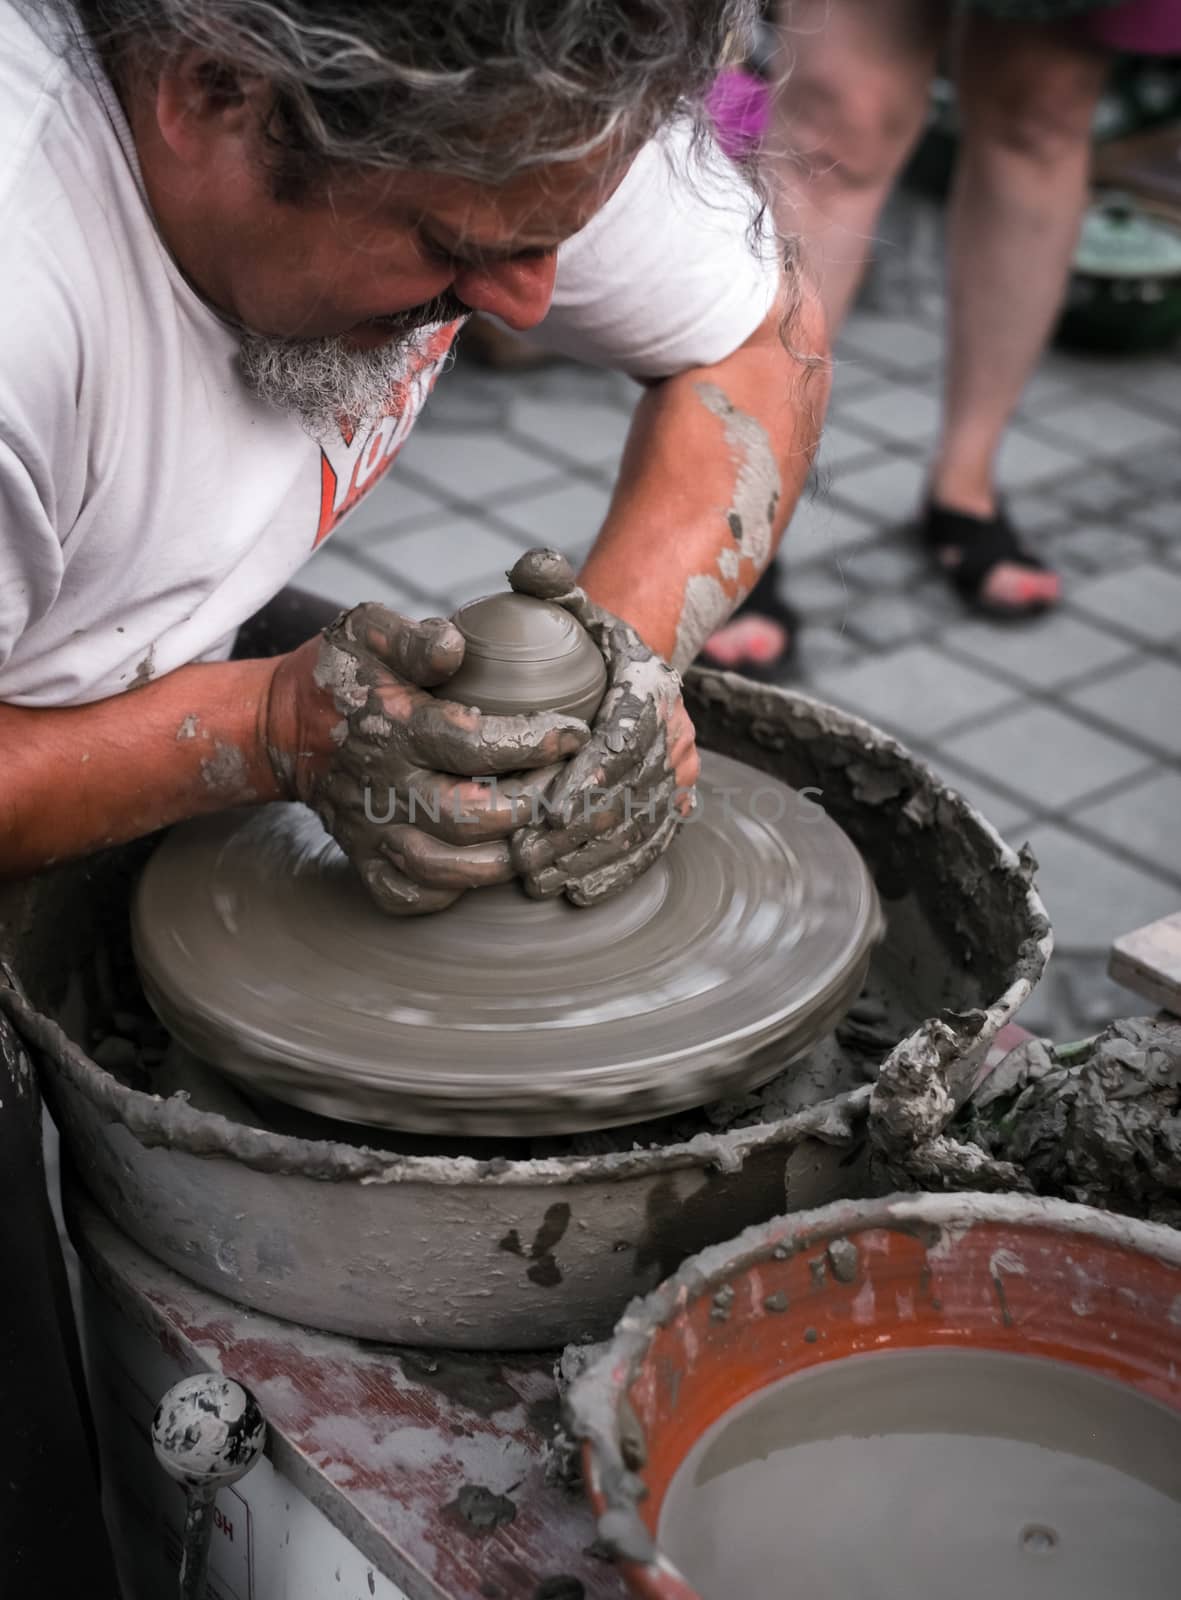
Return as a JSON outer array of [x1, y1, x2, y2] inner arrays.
[[0, 659, 285, 875], [0, 610, 585, 895], [502, 286, 828, 908], [578, 282, 829, 671]]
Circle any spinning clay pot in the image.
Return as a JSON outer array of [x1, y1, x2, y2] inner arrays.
[[442, 591, 607, 721]]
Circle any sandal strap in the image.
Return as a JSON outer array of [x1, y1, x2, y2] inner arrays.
[[732, 564, 800, 633], [921, 503, 1046, 600]]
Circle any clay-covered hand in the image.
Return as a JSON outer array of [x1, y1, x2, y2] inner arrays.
[[265, 602, 589, 915], [506, 549, 699, 906]]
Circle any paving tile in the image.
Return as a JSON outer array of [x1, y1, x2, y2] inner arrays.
[[1074, 769, 1181, 880], [799, 623, 861, 671], [779, 494, 879, 567], [418, 370, 510, 432], [299, 543, 424, 614], [817, 422, 883, 469], [1129, 499, 1181, 541], [1020, 823, 1180, 949], [1073, 766, 1181, 874], [829, 455, 927, 525], [1002, 492, 1070, 536], [1038, 396, 1178, 460], [367, 516, 528, 596], [508, 397, 633, 469], [492, 478, 613, 557], [940, 703, 1152, 811], [1055, 469, 1139, 517], [994, 427, 1080, 491], [786, 566, 855, 620], [1018, 367, 1082, 413], [1113, 359, 1181, 420], [810, 642, 1020, 743], [838, 314, 944, 374], [1041, 523, 1154, 578], [332, 472, 449, 542], [937, 611, 1135, 689], [841, 592, 946, 650], [828, 363, 893, 408], [1066, 658, 1181, 757], [1069, 562, 1181, 643], [1120, 447, 1181, 492], [839, 540, 927, 590], [838, 385, 941, 447], [394, 428, 563, 502]]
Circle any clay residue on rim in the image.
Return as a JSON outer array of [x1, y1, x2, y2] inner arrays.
[[566, 1191, 1181, 1564]]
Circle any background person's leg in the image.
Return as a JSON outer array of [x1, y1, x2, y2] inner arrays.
[[771, 0, 946, 330], [931, 11, 1110, 607], [703, 0, 943, 676]]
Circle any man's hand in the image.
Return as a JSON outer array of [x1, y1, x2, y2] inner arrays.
[[506, 550, 699, 906], [266, 601, 589, 915]]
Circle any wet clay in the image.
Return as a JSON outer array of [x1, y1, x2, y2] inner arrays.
[[308, 600, 589, 916], [506, 550, 686, 905], [658, 1348, 1181, 1599], [442, 592, 607, 722], [870, 1016, 1181, 1223], [132, 751, 882, 1137], [958, 1018, 1181, 1226], [670, 385, 782, 671]]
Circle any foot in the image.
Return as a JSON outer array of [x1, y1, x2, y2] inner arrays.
[[702, 612, 791, 669], [699, 565, 797, 678], [920, 501, 1061, 617]]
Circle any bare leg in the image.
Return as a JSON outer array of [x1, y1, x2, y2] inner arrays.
[[933, 14, 1110, 607], [770, 0, 945, 330], [703, 0, 943, 669]]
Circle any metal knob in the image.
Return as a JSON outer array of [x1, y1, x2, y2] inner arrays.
[[152, 1374, 266, 1600]]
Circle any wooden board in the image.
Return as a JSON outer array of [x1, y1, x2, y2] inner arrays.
[[1110, 911, 1181, 1017]]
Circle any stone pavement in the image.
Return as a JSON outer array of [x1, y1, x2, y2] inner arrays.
[[301, 229, 1181, 1045]]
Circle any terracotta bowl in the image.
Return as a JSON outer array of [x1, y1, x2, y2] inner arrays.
[[568, 1192, 1181, 1597]]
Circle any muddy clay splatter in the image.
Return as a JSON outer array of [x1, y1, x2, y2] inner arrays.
[[129, 642, 156, 690], [671, 384, 782, 672], [199, 741, 256, 802]]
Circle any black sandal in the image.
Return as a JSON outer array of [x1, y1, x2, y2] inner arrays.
[[697, 564, 799, 681], [920, 501, 1056, 619]]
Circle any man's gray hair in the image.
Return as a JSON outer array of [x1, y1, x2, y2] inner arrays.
[[66, 0, 760, 195]]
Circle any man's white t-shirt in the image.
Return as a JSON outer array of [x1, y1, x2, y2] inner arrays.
[[0, 2, 780, 707]]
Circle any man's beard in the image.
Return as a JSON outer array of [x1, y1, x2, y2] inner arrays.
[[237, 292, 467, 438]]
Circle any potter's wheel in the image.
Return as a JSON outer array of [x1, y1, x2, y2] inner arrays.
[[133, 752, 881, 1136]]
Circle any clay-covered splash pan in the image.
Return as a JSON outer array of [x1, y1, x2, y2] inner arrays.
[[569, 1192, 1181, 1598], [131, 751, 881, 1136], [1, 673, 1052, 1348]]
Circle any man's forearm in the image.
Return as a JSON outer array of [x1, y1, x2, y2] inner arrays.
[[579, 283, 829, 669], [0, 658, 283, 876]]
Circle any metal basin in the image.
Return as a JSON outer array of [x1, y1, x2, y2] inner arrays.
[[0, 672, 1051, 1348]]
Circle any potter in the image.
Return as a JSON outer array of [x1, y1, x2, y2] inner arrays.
[[0, 0, 834, 1571], [0, 1, 827, 915]]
